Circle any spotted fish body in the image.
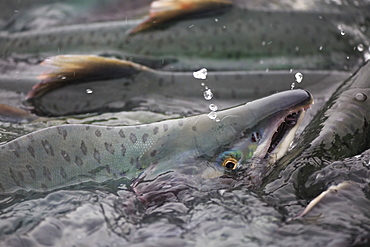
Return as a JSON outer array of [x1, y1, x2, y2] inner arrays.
[[0, 1, 368, 70], [0, 89, 312, 193]]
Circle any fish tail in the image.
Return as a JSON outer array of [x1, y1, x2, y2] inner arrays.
[[0, 104, 39, 123], [129, 0, 233, 34], [26, 55, 151, 100]]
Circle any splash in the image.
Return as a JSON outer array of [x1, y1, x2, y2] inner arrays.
[[193, 68, 220, 122], [193, 68, 207, 80], [203, 89, 213, 100], [291, 72, 303, 90]]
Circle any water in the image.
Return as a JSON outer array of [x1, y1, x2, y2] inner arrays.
[[1, 1, 370, 246]]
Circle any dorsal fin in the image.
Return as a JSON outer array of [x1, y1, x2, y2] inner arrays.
[[0, 104, 39, 123], [129, 0, 233, 34], [26, 55, 149, 100]]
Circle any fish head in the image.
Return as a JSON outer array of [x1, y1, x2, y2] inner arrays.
[[200, 89, 313, 183], [136, 90, 313, 188]]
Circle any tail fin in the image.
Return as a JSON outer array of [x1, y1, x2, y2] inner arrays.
[[26, 55, 150, 100], [129, 0, 232, 34], [0, 104, 39, 123]]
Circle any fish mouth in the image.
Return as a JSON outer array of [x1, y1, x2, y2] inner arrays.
[[263, 105, 310, 162]]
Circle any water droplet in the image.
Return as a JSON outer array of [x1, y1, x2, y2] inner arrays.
[[86, 89, 93, 94], [295, 72, 303, 83], [193, 68, 207, 80], [209, 104, 218, 111], [204, 89, 213, 100], [61, 76, 66, 80], [201, 82, 205, 86], [290, 82, 296, 90], [346, 56, 350, 60], [261, 41, 266, 46], [215, 18, 218, 22], [357, 44, 364, 52], [295, 46, 299, 52], [319, 46, 323, 51], [189, 24, 194, 29], [340, 30, 345, 36], [208, 111, 217, 120], [354, 92, 367, 101]]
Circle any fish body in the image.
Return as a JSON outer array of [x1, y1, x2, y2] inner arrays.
[[1, 1, 368, 70], [0, 89, 312, 193], [3, 55, 344, 117], [264, 61, 370, 212]]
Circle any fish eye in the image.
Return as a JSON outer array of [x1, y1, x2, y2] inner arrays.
[[221, 157, 239, 170], [216, 151, 242, 171]]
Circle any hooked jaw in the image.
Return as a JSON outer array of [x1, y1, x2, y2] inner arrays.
[[252, 91, 313, 164]]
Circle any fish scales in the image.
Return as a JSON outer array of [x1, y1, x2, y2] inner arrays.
[[1, 8, 367, 70], [0, 121, 179, 192], [0, 90, 313, 193]]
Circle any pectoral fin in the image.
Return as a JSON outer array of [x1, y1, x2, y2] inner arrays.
[[129, 0, 233, 34], [26, 55, 149, 100]]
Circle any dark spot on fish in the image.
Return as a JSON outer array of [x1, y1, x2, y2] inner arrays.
[[104, 142, 115, 155], [9, 167, 20, 186], [178, 120, 184, 127], [130, 133, 137, 144], [80, 141, 87, 155], [41, 140, 54, 156], [43, 166, 52, 181], [310, 36, 317, 45], [27, 135, 35, 142], [14, 141, 20, 149], [106, 165, 111, 174], [163, 124, 169, 132], [130, 157, 135, 165], [26, 165, 36, 180], [106, 127, 113, 131], [27, 145, 35, 158], [17, 171, 24, 182], [61, 150, 71, 162], [57, 127, 68, 140], [75, 156, 83, 166], [119, 129, 126, 138], [95, 129, 102, 137], [10, 145, 20, 158], [86, 126, 90, 130], [41, 183, 48, 191], [231, 89, 237, 99], [94, 149, 101, 163], [121, 144, 126, 157], [142, 133, 149, 144], [136, 126, 141, 130], [0, 183, 4, 192], [153, 127, 159, 135], [60, 167, 67, 180], [192, 126, 197, 131], [150, 150, 157, 157]]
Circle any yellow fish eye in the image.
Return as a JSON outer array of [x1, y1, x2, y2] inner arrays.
[[221, 157, 239, 170]]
